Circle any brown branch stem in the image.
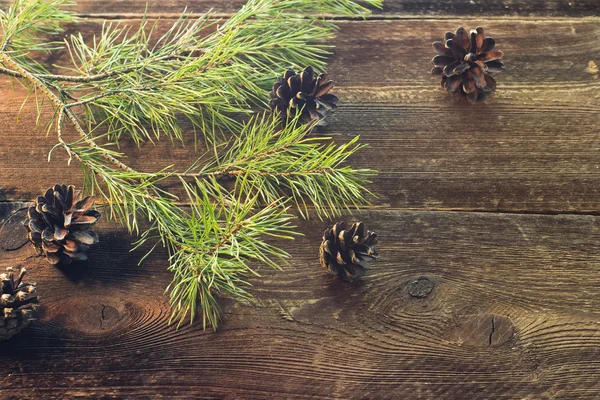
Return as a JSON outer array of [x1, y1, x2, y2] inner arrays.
[[0, 52, 137, 173], [0, 65, 22, 77], [64, 91, 121, 109], [1, 53, 191, 83], [174, 168, 328, 179]]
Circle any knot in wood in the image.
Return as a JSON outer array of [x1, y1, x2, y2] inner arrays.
[[0, 207, 29, 251], [407, 276, 435, 298]]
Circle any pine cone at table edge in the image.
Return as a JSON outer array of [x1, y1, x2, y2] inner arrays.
[[269, 66, 339, 126], [319, 221, 379, 282], [23, 184, 100, 265], [431, 26, 505, 102], [0, 266, 39, 341]]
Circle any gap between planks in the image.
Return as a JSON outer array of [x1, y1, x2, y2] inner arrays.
[[4, 199, 600, 219], [69, 13, 600, 22]]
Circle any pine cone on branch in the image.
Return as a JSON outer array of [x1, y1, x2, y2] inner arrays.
[[269, 66, 338, 126], [319, 222, 378, 281], [0, 267, 38, 341], [24, 184, 100, 265], [431, 26, 504, 102]]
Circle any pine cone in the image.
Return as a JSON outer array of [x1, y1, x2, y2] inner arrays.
[[269, 66, 338, 126], [0, 267, 39, 341], [431, 26, 504, 102], [319, 222, 378, 281], [24, 184, 100, 265]]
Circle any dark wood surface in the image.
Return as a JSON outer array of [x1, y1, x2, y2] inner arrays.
[[1, 1, 600, 399]]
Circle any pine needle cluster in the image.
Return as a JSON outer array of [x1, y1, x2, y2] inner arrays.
[[0, 0, 380, 329]]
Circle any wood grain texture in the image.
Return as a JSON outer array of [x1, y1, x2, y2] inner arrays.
[[1, 1, 600, 398], [0, 0, 598, 17], [1, 209, 600, 398], [1, 19, 599, 212]]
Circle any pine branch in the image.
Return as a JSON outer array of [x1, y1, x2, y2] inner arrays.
[[0, 0, 379, 329], [167, 179, 296, 328], [181, 113, 376, 219]]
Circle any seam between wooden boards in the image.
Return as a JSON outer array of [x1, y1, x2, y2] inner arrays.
[[3, 200, 600, 218], [71, 14, 600, 22]]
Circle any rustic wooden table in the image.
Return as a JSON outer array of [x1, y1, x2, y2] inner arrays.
[[1, 0, 600, 398]]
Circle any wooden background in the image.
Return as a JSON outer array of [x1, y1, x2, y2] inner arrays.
[[1, 0, 600, 398]]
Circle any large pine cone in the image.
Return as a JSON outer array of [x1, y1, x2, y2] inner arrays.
[[319, 222, 378, 281], [269, 66, 338, 126], [431, 26, 504, 102], [0, 267, 38, 341], [24, 184, 100, 265]]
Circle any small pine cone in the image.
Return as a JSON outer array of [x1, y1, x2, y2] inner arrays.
[[24, 184, 100, 265], [431, 26, 504, 102], [0, 267, 39, 341], [269, 66, 338, 126], [319, 222, 378, 281]]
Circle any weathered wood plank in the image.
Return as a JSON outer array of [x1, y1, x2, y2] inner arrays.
[[0, 19, 599, 213], [0, 0, 598, 17], [1, 208, 599, 398]]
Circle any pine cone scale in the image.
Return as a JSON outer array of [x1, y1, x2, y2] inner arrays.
[[72, 230, 98, 245], [481, 37, 495, 52], [300, 67, 312, 92], [476, 27, 485, 48], [463, 71, 476, 93], [27, 215, 44, 233], [486, 60, 504, 72], [73, 196, 94, 211], [46, 254, 60, 264], [71, 213, 100, 225], [432, 55, 454, 67], [485, 75, 497, 90], [444, 62, 460, 75], [63, 239, 78, 252], [447, 39, 466, 59], [42, 241, 60, 253], [481, 51, 503, 61], [433, 41, 452, 57], [445, 75, 461, 91]]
